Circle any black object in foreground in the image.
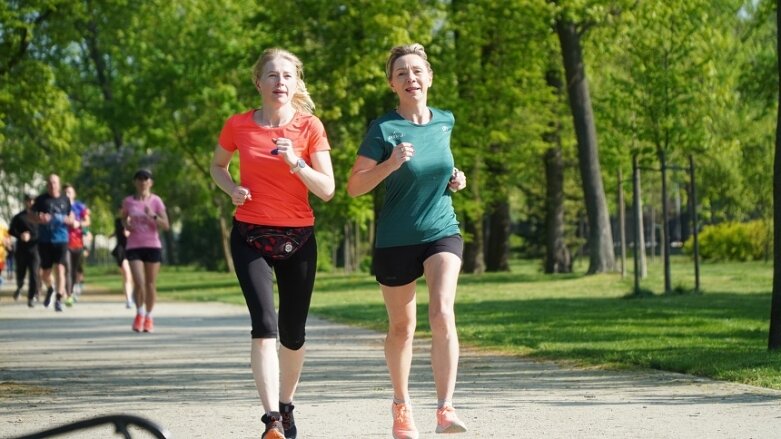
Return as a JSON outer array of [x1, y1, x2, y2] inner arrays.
[[11, 414, 172, 439]]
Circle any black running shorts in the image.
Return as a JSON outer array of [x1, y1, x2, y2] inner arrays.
[[373, 234, 463, 287], [126, 247, 162, 263]]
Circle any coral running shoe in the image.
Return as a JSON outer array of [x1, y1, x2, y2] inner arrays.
[[261, 412, 285, 439], [435, 406, 467, 434], [132, 314, 144, 332], [392, 402, 419, 439], [143, 316, 154, 333]]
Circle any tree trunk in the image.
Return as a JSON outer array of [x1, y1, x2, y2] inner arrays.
[[462, 214, 485, 274], [544, 147, 571, 273], [485, 201, 511, 272], [555, 17, 616, 274], [768, 0, 781, 350], [543, 66, 571, 274], [632, 156, 648, 278], [618, 169, 627, 278]]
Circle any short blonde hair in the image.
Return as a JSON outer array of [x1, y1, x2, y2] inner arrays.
[[385, 43, 432, 80], [252, 48, 315, 114]]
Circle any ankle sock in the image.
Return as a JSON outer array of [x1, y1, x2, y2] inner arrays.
[[437, 399, 452, 409]]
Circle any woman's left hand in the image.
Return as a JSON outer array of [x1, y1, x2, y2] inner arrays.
[[448, 167, 467, 192]]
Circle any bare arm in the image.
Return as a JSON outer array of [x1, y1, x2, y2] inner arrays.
[[291, 150, 335, 202], [210, 145, 252, 206], [274, 137, 335, 202], [153, 207, 170, 231], [347, 142, 414, 197]]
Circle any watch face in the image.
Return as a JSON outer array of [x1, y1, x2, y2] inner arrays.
[[298, 159, 307, 168]]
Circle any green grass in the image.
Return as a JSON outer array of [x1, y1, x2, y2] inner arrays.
[[86, 257, 781, 389]]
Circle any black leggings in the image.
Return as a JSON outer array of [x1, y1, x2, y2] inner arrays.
[[230, 225, 317, 350]]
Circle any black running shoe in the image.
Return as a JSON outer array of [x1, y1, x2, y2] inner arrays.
[[13, 288, 21, 301], [43, 286, 54, 308], [279, 402, 297, 439], [261, 412, 285, 439]]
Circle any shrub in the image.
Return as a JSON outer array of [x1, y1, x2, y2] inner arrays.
[[683, 220, 772, 261]]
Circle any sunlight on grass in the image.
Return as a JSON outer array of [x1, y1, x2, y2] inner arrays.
[[86, 257, 780, 389]]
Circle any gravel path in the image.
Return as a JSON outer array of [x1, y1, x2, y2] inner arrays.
[[1, 287, 780, 438]]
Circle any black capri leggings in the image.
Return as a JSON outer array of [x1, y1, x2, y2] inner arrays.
[[230, 225, 317, 350]]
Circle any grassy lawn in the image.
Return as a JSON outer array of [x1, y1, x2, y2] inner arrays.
[[86, 257, 781, 389]]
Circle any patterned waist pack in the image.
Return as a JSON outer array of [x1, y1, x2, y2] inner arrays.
[[234, 218, 313, 260]]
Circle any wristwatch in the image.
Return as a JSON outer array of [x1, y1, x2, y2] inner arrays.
[[291, 158, 307, 173]]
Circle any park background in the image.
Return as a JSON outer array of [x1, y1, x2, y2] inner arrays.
[[1, 1, 780, 390]]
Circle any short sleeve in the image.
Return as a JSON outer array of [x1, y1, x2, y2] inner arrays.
[[217, 115, 238, 152], [32, 196, 45, 214], [307, 116, 331, 153], [152, 196, 166, 215], [357, 120, 387, 163]]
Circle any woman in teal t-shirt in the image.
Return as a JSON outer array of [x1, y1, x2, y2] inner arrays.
[[347, 43, 468, 439]]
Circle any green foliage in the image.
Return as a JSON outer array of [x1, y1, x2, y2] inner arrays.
[[177, 214, 226, 271], [684, 220, 773, 262], [1, 0, 776, 274]]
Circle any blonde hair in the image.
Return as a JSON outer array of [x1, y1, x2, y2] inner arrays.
[[385, 43, 432, 80], [252, 48, 315, 114]]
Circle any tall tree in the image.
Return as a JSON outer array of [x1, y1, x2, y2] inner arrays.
[[769, 0, 781, 350], [0, 1, 83, 179], [542, 54, 573, 273], [552, 2, 616, 273]]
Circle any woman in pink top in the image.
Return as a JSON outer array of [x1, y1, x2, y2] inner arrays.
[[121, 168, 170, 333]]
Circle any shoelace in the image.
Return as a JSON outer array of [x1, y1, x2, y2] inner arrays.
[[394, 404, 412, 424], [281, 411, 293, 429]]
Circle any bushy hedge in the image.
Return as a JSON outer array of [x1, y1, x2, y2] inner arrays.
[[683, 220, 772, 261]]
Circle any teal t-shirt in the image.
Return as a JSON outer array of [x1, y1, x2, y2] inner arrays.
[[358, 107, 461, 248]]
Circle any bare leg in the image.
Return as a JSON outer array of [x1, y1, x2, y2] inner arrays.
[[423, 252, 462, 404], [143, 262, 160, 313], [279, 345, 305, 404], [251, 338, 280, 412], [381, 281, 417, 402], [55, 262, 67, 299], [41, 268, 53, 291], [128, 260, 146, 308], [120, 259, 134, 304]]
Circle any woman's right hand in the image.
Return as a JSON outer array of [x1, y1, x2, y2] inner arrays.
[[231, 185, 252, 206], [392, 142, 415, 170]]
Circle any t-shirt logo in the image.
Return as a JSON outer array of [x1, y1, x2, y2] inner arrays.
[[441, 126, 450, 133], [387, 131, 404, 143]]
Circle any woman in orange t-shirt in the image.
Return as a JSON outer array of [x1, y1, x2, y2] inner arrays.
[[210, 48, 334, 439]]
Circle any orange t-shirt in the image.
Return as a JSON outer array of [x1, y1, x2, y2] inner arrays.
[[218, 109, 331, 227]]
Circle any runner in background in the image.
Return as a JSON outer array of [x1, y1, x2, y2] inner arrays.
[[64, 184, 90, 304], [121, 169, 169, 333], [111, 214, 134, 309], [33, 174, 74, 312], [8, 194, 41, 307]]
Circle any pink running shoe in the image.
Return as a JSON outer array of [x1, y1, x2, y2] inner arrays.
[[143, 316, 154, 333], [132, 314, 144, 332], [436, 406, 467, 434], [392, 402, 419, 439]]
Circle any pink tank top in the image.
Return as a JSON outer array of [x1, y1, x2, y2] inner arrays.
[[122, 194, 166, 250]]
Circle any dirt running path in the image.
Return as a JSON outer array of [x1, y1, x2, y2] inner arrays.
[[1, 290, 780, 438]]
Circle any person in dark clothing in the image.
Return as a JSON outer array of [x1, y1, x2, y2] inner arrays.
[[8, 194, 41, 307], [111, 215, 134, 308], [33, 174, 74, 312]]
